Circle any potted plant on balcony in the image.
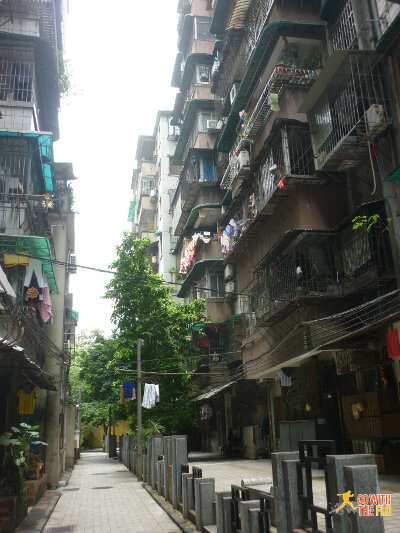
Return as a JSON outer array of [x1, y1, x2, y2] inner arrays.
[[0, 424, 46, 532]]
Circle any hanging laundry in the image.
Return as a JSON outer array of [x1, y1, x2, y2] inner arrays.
[[18, 385, 37, 414], [277, 369, 292, 387], [122, 380, 136, 400], [269, 93, 280, 111], [387, 329, 400, 359], [120, 384, 135, 404], [24, 259, 44, 302], [28, 277, 52, 322], [0, 264, 16, 297], [142, 383, 159, 409]]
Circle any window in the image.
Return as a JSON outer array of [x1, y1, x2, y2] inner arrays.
[[199, 111, 215, 132], [168, 189, 176, 206], [197, 64, 211, 83], [168, 118, 180, 139], [169, 228, 179, 251], [0, 58, 35, 103], [195, 18, 214, 41], [209, 273, 224, 298]]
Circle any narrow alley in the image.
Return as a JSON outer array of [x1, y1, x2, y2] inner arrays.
[[41, 452, 180, 533]]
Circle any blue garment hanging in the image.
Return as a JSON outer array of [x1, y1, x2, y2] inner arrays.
[[203, 159, 214, 181]]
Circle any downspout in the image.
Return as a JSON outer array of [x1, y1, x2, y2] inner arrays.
[[368, 0, 382, 43]]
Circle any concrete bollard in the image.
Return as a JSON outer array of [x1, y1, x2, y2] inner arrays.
[[344, 464, 384, 533], [271, 451, 299, 533], [283, 459, 302, 532], [326, 454, 375, 533], [239, 501, 260, 533], [215, 491, 231, 533], [194, 478, 215, 532], [182, 473, 194, 519]]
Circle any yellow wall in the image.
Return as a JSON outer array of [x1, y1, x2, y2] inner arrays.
[[84, 420, 131, 448]]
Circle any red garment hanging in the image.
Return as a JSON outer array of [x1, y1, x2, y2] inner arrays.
[[386, 329, 400, 359]]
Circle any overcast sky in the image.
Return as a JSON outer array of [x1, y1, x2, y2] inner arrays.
[[54, 0, 178, 337]]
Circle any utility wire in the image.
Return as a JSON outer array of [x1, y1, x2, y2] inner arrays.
[[0, 250, 280, 302]]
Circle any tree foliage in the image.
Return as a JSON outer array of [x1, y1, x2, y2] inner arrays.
[[105, 234, 206, 436], [71, 330, 120, 434]]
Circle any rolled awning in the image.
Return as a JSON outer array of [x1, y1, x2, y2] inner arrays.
[[226, 0, 251, 31]]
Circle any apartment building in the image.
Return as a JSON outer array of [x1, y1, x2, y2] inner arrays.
[[130, 112, 180, 282], [0, 0, 78, 510], [158, 0, 400, 469]]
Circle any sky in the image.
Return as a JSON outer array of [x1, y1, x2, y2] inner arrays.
[[53, 0, 179, 337]]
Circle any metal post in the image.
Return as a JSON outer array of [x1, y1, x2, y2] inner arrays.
[[136, 338, 143, 479]]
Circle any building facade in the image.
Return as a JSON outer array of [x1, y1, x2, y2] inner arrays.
[[130, 0, 400, 471], [130, 112, 180, 283], [0, 0, 78, 504]]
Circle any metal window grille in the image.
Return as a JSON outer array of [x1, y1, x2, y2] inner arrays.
[[309, 53, 390, 171], [0, 57, 35, 102], [198, 63, 211, 83], [255, 126, 314, 211], [196, 18, 214, 42], [330, 0, 358, 51], [244, 0, 274, 63]]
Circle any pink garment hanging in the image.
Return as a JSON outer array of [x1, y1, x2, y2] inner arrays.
[[39, 278, 52, 323]]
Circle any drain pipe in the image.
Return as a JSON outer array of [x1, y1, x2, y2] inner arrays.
[[368, 0, 382, 44]]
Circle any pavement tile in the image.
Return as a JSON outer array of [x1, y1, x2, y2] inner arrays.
[[42, 451, 180, 533]]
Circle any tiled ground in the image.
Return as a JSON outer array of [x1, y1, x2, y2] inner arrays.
[[42, 452, 180, 533]]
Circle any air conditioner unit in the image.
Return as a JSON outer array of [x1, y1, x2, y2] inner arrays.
[[230, 83, 240, 105], [207, 119, 221, 132], [225, 281, 235, 298], [211, 59, 220, 78], [69, 254, 77, 274], [365, 104, 388, 135], [224, 264, 235, 282], [236, 150, 250, 173]]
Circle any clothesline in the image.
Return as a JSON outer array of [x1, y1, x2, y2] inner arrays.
[[115, 368, 227, 376]]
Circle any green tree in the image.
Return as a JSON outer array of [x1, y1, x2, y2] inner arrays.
[[72, 330, 121, 435], [105, 234, 205, 437]]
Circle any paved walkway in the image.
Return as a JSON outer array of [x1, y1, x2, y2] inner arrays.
[[43, 451, 180, 533]]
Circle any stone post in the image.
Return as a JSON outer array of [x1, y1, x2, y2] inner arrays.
[[151, 437, 163, 490], [215, 491, 231, 533], [283, 459, 302, 531], [271, 451, 299, 533], [326, 454, 375, 533], [172, 435, 188, 508], [194, 478, 215, 531], [163, 436, 173, 501], [344, 464, 384, 533], [240, 501, 260, 533], [182, 473, 194, 519]]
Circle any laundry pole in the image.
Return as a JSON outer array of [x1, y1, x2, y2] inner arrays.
[[136, 338, 142, 479]]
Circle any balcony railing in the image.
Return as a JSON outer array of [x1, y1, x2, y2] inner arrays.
[[220, 68, 318, 190], [244, 0, 274, 63], [245, 210, 394, 327], [330, 0, 358, 51], [304, 51, 391, 171]]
